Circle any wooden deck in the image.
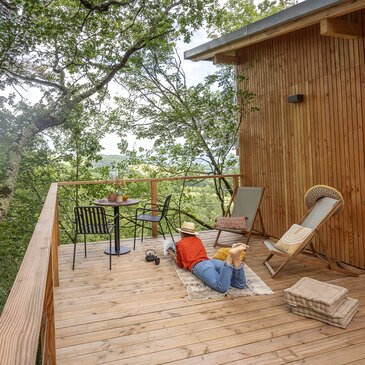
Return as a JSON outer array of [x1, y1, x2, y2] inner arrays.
[[55, 231, 365, 364]]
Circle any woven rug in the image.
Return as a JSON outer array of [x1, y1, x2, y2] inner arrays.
[[173, 262, 273, 301]]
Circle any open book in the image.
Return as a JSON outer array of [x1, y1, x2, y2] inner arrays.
[[163, 238, 176, 255]]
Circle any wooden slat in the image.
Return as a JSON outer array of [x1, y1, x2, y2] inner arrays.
[[41, 250, 56, 364], [237, 9, 365, 269], [213, 54, 238, 65], [54, 232, 365, 364]]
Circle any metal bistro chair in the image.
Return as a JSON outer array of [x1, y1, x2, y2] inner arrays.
[[133, 194, 174, 250], [73, 206, 116, 270]]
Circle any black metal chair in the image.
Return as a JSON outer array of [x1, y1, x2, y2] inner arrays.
[[133, 195, 174, 250], [73, 206, 116, 270]]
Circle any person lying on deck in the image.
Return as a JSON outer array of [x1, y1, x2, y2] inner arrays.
[[167, 221, 247, 293]]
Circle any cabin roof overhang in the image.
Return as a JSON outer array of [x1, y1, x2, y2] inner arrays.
[[184, 0, 365, 65]]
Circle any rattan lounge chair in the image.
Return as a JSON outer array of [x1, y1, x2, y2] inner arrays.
[[214, 186, 266, 247], [263, 185, 358, 278]]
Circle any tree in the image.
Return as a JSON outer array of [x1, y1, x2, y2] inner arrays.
[[114, 50, 257, 215], [0, 0, 217, 222], [208, 0, 298, 37]]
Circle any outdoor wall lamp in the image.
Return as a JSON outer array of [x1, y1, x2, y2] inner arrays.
[[288, 94, 304, 103]]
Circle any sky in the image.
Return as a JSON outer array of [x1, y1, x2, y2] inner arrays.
[[100, 30, 217, 155]]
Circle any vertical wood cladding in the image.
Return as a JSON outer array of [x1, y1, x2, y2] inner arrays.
[[237, 10, 365, 269]]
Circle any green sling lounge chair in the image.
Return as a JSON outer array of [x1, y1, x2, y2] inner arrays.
[[214, 186, 266, 248]]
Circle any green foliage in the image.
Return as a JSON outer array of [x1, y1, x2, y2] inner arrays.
[[0, 0, 220, 226], [208, 0, 298, 36], [114, 52, 256, 179], [0, 142, 58, 313], [1, 0, 218, 106]]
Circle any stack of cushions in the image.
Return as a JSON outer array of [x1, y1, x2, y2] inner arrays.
[[284, 277, 358, 328]]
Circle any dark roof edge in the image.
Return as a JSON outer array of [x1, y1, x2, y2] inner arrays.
[[184, 0, 343, 60]]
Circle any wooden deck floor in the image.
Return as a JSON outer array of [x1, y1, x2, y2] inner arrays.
[[55, 231, 365, 365]]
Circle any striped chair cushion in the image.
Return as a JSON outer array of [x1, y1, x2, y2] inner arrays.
[[275, 224, 314, 254], [215, 216, 248, 232]]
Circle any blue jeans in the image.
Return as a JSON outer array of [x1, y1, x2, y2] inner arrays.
[[191, 259, 246, 293]]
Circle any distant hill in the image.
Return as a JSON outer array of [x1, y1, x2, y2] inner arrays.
[[92, 155, 126, 168]]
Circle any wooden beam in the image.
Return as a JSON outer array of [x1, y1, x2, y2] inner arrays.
[[57, 174, 241, 186], [213, 54, 238, 65], [320, 17, 362, 39]]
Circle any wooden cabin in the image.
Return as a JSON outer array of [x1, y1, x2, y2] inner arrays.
[[185, 0, 365, 270]]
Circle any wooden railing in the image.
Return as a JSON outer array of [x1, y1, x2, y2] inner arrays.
[[58, 174, 241, 237], [0, 183, 59, 364], [0, 174, 240, 364]]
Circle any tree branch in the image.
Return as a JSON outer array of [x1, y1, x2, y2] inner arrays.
[[0, 0, 17, 12], [74, 38, 146, 103], [168, 207, 214, 230], [0, 123, 39, 222], [4, 69, 68, 95], [79, 0, 131, 12], [74, 28, 171, 104]]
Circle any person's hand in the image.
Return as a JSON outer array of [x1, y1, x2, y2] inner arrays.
[[167, 248, 176, 260]]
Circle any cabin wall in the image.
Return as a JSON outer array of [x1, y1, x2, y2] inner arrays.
[[237, 10, 365, 269]]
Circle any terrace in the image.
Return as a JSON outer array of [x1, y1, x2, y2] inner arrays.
[[0, 176, 364, 364], [2, 1, 365, 364]]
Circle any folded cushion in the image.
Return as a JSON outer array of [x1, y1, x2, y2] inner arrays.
[[215, 216, 248, 232], [275, 224, 315, 254], [284, 277, 348, 315], [292, 297, 358, 328]]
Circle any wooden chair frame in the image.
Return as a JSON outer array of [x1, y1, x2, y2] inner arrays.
[[263, 199, 358, 278]]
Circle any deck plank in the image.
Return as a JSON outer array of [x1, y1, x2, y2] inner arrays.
[[55, 231, 365, 364]]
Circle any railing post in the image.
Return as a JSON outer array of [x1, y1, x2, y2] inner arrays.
[[52, 192, 59, 287], [41, 251, 56, 365], [233, 175, 240, 192], [151, 179, 158, 237]]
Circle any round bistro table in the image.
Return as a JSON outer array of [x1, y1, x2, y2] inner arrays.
[[94, 198, 139, 255]]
